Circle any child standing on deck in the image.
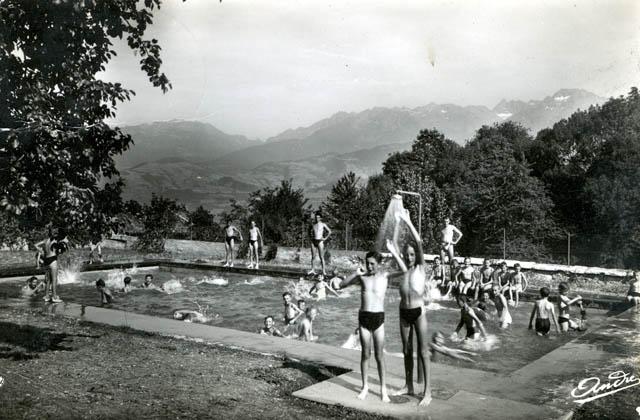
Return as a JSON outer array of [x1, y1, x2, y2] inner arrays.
[[339, 251, 390, 403]]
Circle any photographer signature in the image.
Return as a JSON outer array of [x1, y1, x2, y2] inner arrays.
[[571, 370, 640, 404]]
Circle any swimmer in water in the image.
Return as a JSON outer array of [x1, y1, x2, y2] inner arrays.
[[34, 227, 69, 303], [140, 274, 155, 288], [121, 276, 132, 293], [439, 216, 462, 265], [297, 299, 307, 313], [282, 292, 304, 326], [223, 221, 243, 267], [529, 287, 560, 336], [173, 309, 207, 323], [558, 282, 586, 332], [626, 271, 640, 306], [21, 276, 44, 296], [508, 263, 528, 307], [309, 275, 340, 300], [259, 315, 284, 337], [430, 331, 477, 363], [298, 307, 318, 341], [96, 278, 113, 304], [328, 268, 343, 291], [453, 296, 487, 341], [339, 250, 390, 403], [385, 210, 432, 406], [308, 212, 332, 276], [247, 220, 263, 269]]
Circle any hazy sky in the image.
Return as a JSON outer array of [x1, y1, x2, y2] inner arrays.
[[103, 0, 640, 139]]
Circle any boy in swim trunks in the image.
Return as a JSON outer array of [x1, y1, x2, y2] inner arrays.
[[35, 227, 69, 303], [260, 315, 284, 337], [223, 221, 243, 267], [626, 271, 640, 306], [443, 259, 459, 299], [456, 257, 476, 297], [298, 307, 318, 341], [508, 263, 528, 307], [476, 259, 494, 301], [440, 216, 462, 265], [309, 212, 332, 276], [454, 296, 487, 340], [429, 256, 446, 294], [96, 278, 113, 304], [558, 282, 585, 332], [386, 210, 432, 406], [282, 292, 304, 326], [247, 220, 263, 269], [339, 251, 390, 402], [529, 287, 560, 336]]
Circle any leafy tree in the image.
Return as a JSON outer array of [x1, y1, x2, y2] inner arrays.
[[354, 174, 396, 249], [321, 171, 361, 232], [0, 0, 172, 237], [454, 124, 560, 259], [189, 205, 221, 242], [136, 194, 182, 252]]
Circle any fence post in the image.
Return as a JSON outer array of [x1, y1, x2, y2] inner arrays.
[[503, 228, 506, 260], [567, 232, 571, 266]]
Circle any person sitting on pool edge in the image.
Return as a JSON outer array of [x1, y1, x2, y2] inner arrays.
[[21, 276, 45, 296], [96, 278, 113, 304], [298, 307, 318, 341], [453, 296, 487, 341], [260, 315, 284, 337], [626, 271, 640, 306], [528, 287, 560, 336]]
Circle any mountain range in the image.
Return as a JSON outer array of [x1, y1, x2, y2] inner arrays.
[[117, 88, 605, 212]]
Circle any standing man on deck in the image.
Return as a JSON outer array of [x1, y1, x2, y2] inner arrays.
[[223, 221, 243, 267], [440, 216, 462, 265], [309, 212, 332, 276]]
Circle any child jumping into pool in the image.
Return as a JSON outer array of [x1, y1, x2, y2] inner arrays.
[[385, 209, 432, 406], [453, 296, 488, 341], [529, 287, 560, 336], [492, 284, 512, 329], [338, 251, 390, 403]]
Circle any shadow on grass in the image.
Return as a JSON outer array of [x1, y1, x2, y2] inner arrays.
[[0, 321, 75, 360]]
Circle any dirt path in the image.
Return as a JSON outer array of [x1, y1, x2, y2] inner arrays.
[[0, 306, 388, 420]]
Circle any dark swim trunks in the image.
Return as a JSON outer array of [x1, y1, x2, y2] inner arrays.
[[466, 326, 476, 338], [225, 236, 235, 245], [359, 311, 384, 332], [628, 291, 640, 298], [249, 239, 258, 247], [43, 255, 57, 266], [558, 316, 570, 325], [399, 307, 422, 324], [535, 318, 551, 335], [312, 239, 323, 247]]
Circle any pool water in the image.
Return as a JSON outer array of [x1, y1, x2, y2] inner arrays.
[[0, 266, 609, 373]]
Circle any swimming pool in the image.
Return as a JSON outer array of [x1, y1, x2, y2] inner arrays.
[[0, 265, 610, 373]]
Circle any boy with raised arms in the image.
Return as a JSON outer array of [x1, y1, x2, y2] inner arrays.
[[339, 251, 390, 403], [385, 210, 432, 406]]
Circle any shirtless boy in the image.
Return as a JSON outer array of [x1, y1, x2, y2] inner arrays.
[[21, 276, 44, 296], [223, 221, 243, 267], [282, 292, 304, 326], [309, 212, 332, 276], [298, 307, 318, 341], [477, 259, 494, 301], [440, 216, 463, 264], [529, 287, 560, 336], [260, 315, 284, 337], [493, 284, 512, 329], [509, 263, 528, 307], [386, 210, 432, 406], [454, 296, 488, 340], [558, 282, 585, 332], [96, 278, 113, 304], [247, 220, 263, 269], [456, 257, 476, 297], [626, 271, 640, 306], [339, 251, 390, 402], [35, 227, 69, 303], [429, 256, 447, 295]]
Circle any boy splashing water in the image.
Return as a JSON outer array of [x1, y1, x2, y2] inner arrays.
[[339, 251, 390, 403]]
